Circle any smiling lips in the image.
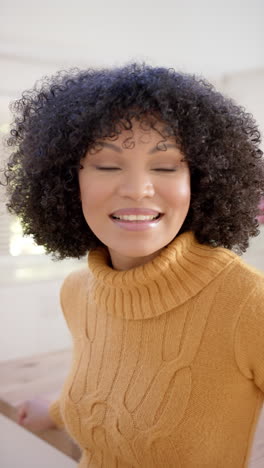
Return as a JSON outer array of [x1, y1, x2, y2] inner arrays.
[[110, 208, 163, 231], [111, 208, 161, 217]]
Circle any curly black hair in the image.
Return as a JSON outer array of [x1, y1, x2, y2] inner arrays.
[[2, 62, 264, 259]]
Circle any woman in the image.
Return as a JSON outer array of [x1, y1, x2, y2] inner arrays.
[[4, 63, 264, 467]]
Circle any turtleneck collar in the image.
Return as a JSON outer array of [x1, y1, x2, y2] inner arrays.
[[87, 231, 237, 320]]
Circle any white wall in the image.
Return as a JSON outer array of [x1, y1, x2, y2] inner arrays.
[[1, 0, 264, 99]]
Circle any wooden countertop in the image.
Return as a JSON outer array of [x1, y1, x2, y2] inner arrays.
[[0, 349, 81, 461]]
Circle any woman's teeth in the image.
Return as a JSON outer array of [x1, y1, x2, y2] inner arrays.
[[112, 214, 160, 221]]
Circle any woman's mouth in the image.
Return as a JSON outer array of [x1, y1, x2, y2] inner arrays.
[[111, 213, 161, 221], [109, 213, 163, 231]]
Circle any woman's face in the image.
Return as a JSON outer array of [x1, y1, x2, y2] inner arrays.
[[79, 119, 191, 270]]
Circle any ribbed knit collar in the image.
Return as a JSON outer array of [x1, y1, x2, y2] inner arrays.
[[87, 231, 237, 320]]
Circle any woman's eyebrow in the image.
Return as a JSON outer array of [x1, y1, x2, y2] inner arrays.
[[148, 143, 179, 154], [100, 142, 179, 154]]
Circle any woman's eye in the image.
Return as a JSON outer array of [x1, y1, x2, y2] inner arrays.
[[94, 167, 178, 172], [153, 168, 178, 172], [95, 167, 120, 171]]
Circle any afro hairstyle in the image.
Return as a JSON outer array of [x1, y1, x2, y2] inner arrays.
[[3, 62, 264, 259]]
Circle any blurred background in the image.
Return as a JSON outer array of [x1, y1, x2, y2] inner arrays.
[[0, 0, 264, 466]]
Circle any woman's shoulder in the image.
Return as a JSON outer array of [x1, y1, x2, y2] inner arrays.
[[60, 267, 91, 304], [59, 267, 91, 330], [227, 254, 264, 299], [62, 266, 90, 288]]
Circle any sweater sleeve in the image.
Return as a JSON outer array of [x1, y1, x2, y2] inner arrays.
[[234, 282, 264, 393], [48, 399, 65, 429], [48, 271, 80, 430]]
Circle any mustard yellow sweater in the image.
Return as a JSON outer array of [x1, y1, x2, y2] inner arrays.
[[49, 231, 264, 468]]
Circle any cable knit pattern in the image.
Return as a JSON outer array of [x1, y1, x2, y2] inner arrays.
[[49, 231, 264, 468]]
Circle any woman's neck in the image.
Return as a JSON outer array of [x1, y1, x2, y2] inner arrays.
[[87, 231, 237, 320], [107, 246, 163, 271]]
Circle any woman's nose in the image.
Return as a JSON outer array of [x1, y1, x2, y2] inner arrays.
[[117, 173, 155, 200]]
